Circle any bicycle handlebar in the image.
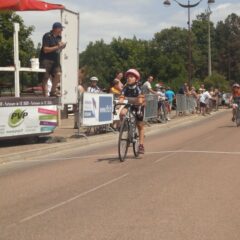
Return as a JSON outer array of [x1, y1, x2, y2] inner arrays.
[[113, 102, 133, 115]]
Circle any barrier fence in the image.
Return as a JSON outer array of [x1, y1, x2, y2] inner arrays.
[[176, 94, 197, 114], [75, 93, 217, 137], [144, 94, 158, 120]]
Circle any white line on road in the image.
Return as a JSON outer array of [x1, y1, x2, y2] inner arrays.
[[19, 173, 129, 224], [148, 150, 240, 156], [154, 152, 178, 163], [5, 150, 240, 167]]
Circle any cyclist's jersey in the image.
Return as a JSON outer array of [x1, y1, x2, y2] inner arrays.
[[122, 84, 142, 98], [232, 88, 240, 103], [122, 84, 144, 122]]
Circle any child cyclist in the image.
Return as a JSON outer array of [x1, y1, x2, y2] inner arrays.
[[230, 83, 240, 122], [119, 69, 145, 154]]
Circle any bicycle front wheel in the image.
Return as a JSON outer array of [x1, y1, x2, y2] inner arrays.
[[236, 109, 240, 127], [118, 117, 130, 162]]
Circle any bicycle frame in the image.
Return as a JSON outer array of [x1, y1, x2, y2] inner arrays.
[[114, 102, 140, 161]]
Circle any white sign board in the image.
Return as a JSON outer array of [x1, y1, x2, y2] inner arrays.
[[82, 93, 114, 126], [0, 99, 58, 138], [61, 9, 79, 105]]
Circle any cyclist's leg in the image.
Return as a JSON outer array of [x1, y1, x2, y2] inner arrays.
[[120, 108, 128, 120], [137, 122, 144, 145], [232, 108, 236, 121], [136, 121, 145, 154]]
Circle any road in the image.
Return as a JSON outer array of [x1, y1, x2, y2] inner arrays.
[[1, 110, 240, 240]]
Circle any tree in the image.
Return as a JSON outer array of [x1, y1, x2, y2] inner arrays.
[[0, 11, 36, 86], [215, 13, 240, 83], [0, 11, 35, 66], [151, 27, 189, 87], [191, 13, 216, 80], [79, 39, 116, 88], [203, 72, 229, 91]]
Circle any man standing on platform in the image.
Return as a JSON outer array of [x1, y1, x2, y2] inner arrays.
[[39, 22, 66, 97]]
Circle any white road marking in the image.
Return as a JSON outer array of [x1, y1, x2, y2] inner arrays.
[[19, 173, 129, 224], [154, 152, 178, 163], [4, 150, 240, 167], [147, 150, 240, 156]]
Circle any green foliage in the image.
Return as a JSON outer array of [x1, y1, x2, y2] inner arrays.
[[203, 72, 229, 91], [79, 13, 240, 91], [0, 11, 36, 86], [215, 13, 240, 82]]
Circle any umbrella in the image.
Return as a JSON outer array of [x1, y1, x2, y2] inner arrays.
[[0, 0, 64, 11]]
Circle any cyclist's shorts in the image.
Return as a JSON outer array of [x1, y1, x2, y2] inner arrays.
[[233, 97, 240, 104], [129, 106, 144, 122]]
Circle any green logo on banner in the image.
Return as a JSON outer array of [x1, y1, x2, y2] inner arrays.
[[8, 109, 28, 128]]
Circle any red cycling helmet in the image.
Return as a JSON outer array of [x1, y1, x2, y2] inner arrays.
[[125, 69, 140, 81]]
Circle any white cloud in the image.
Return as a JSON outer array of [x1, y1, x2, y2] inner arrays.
[[211, 3, 240, 23], [17, 0, 240, 52]]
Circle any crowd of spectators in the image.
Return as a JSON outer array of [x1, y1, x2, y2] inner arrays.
[[74, 70, 225, 129]]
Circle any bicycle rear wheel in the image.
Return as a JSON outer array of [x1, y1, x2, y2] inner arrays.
[[118, 117, 130, 161]]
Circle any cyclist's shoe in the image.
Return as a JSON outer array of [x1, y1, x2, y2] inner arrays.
[[138, 144, 145, 154], [232, 116, 235, 122]]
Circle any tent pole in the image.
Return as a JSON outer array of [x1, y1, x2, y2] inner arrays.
[[14, 23, 20, 97]]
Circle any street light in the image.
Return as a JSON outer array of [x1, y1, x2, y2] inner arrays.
[[163, 0, 214, 85], [206, 0, 215, 76]]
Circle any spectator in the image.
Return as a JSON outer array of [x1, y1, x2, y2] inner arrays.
[[200, 89, 212, 116], [114, 71, 124, 89], [142, 76, 157, 95], [199, 84, 205, 93], [87, 77, 101, 93], [178, 82, 189, 95], [39, 22, 66, 97], [190, 86, 198, 114], [110, 79, 122, 98], [165, 87, 175, 113], [73, 70, 85, 129]]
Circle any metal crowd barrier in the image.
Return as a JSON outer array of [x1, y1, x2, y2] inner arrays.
[[75, 93, 205, 138], [176, 94, 197, 115], [144, 94, 158, 120]]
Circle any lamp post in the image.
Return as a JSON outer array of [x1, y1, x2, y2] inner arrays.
[[206, 0, 215, 76], [163, 0, 214, 85]]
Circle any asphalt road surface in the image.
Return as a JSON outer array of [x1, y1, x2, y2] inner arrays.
[[1, 111, 240, 240]]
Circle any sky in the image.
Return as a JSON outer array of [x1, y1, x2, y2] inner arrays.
[[18, 0, 240, 52]]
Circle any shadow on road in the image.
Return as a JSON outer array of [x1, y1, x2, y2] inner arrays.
[[97, 157, 121, 164], [0, 136, 66, 148], [218, 125, 236, 128]]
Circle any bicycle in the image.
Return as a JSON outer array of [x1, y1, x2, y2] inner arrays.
[[233, 97, 240, 127], [114, 101, 142, 162]]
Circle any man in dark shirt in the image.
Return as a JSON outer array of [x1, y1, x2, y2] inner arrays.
[[39, 22, 66, 96]]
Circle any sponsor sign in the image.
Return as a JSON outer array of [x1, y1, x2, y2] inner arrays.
[[0, 104, 57, 138], [82, 93, 113, 126]]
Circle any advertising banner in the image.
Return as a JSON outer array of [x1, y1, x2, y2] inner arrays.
[[0, 98, 58, 138], [82, 93, 113, 126]]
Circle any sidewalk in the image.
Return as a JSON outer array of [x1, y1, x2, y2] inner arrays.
[[0, 110, 226, 164]]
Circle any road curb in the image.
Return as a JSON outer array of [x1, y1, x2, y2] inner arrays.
[[0, 110, 227, 164]]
